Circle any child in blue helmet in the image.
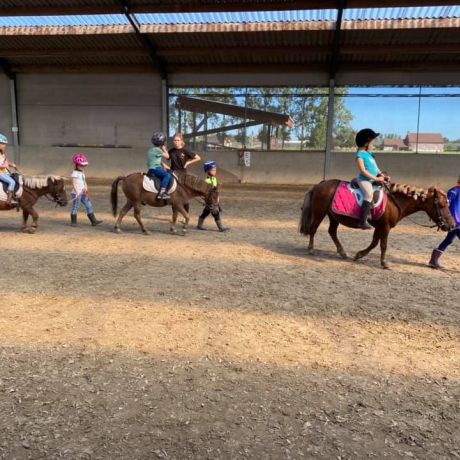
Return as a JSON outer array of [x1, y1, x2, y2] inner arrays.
[[428, 174, 460, 269], [197, 161, 229, 232], [0, 133, 17, 204], [147, 132, 172, 200]]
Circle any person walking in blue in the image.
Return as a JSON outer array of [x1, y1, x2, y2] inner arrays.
[[429, 175, 460, 269]]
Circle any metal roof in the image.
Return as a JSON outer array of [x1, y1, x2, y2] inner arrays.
[[1, 7, 459, 27], [0, 6, 459, 75], [1, 1, 460, 16]]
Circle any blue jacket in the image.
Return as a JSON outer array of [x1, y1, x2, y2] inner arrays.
[[447, 185, 460, 227]]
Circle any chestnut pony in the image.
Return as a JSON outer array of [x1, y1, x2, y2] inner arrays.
[[0, 175, 67, 233], [300, 180, 454, 269], [111, 172, 219, 234]]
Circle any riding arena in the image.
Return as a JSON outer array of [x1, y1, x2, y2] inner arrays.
[[0, 2, 459, 459]]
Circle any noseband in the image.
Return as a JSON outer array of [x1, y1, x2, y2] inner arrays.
[[46, 181, 66, 206], [432, 193, 449, 230]]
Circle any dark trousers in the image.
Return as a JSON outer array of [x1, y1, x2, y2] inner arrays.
[[437, 228, 460, 252], [200, 206, 219, 221]]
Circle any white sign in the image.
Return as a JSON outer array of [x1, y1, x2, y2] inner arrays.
[[243, 151, 251, 167]]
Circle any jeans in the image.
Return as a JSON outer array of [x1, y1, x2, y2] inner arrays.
[[0, 173, 15, 192], [71, 192, 94, 215], [147, 167, 172, 190], [437, 228, 460, 252]]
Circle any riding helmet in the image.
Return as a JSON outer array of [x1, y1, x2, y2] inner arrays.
[[355, 129, 380, 148], [151, 132, 166, 146], [0, 133, 8, 144], [73, 153, 89, 166], [204, 161, 217, 173]]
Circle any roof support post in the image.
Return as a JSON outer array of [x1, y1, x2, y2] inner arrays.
[[0, 58, 20, 163], [323, 1, 345, 180], [119, 0, 167, 79], [161, 79, 168, 135], [323, 78, 335, 180]]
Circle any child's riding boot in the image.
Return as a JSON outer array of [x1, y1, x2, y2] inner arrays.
[[215, 217, 229, 232], [197, 217, 206, 230], [70, 214, 78, 227], [358, 201, 373, 230], [6, 191, 14, 205], [428, 248, 444, 269], [157, 188, 170, 200], [87, 213, 103, 226]]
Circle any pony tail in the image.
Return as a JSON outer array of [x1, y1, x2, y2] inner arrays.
[[111, 176, 125, 217], [299, 189, 313, 235]]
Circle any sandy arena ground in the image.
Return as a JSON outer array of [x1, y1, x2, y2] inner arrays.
[[0, 183, 459, 459]]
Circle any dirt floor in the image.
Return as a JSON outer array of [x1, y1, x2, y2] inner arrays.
[[0, 183, 459, 460]]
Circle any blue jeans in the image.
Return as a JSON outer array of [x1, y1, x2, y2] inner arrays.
[[71, 192, 94, 215], [0, 173, 15, 192], [437, 228, 460, 252], [148, 167, 172, 190]]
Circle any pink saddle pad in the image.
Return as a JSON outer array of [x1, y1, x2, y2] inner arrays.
[[331, 181, 387, 221]]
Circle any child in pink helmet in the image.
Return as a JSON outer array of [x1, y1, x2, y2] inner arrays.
[[70, 153, 102, 227]]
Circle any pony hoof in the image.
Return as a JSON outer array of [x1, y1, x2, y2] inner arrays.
[[354, 253, 363, 260], [339, 252, 348, 259], [382, 263, 390, 270], [143, 230, 151, 235], [307, 248, 315, 255], [170, 228, 177, 234], [27, 227, 36, 234], [114, 227, 121, 234]]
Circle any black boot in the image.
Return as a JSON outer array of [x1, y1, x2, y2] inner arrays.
[[6, 191, 14, 205], [197, 217, 206, 230], [70, 214, 77, 227], [428, 248, 444, 269], [87, 213, 103, 226], [215, 218, 229, 232], [358, 201, 373, 229]]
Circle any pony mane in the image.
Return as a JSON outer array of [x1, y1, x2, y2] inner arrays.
[[24, 175, 61, 189], [389, 183, 442, 201], [178, 173, 211, 194]]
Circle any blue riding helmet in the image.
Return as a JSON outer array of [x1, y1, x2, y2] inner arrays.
[[204, 161, 217, 172], [0, 133, 8, 144]]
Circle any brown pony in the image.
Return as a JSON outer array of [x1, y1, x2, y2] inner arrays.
[[111, 172, 219, 234], [299, 180, 454, 269], [0, 175, 68, 233]]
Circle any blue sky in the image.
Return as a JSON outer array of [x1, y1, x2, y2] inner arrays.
[[345, 87, 460, 140]]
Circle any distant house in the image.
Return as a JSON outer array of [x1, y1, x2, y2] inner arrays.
[[404, 132, 444, 153], [382, 138, 406, 151]]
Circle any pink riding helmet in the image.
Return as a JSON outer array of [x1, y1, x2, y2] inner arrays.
[[73, 153, 89, 166]]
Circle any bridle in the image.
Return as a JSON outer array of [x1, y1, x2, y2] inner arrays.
[[385, 182, 449, 230], [44, 180, 66, 207]]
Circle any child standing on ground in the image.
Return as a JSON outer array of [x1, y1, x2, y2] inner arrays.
[[70, 153, 103, 227], [428, 174, 460, 269], [197, 161, 229, 232]]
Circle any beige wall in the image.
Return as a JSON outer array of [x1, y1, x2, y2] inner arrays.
[[12, 146, 460, 190]]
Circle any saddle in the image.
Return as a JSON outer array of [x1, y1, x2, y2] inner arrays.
[[142, 173, 178, 195], [349, 178, 384, 205], [332, 180, 387, 221], [0, 173, 24, 202]]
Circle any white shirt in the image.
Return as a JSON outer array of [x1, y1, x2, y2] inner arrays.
[[71, 170, 86, 194]]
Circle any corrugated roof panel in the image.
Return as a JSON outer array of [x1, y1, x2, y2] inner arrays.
[[343, 6, 460, 20], [136, 10, 338, 24], [0, 14, 129, 27]]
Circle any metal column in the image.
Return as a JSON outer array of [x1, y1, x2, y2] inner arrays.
[[323, 78, 335, 180]]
